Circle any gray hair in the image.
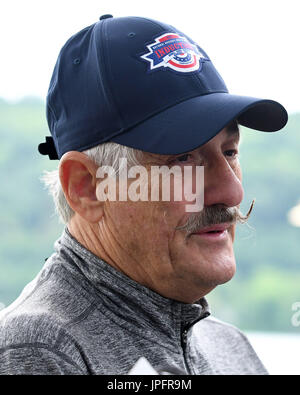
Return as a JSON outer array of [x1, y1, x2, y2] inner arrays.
[[41, 142, 143, 224]]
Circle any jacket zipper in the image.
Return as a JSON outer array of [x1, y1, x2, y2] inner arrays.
[[181, 328, 192, 375], [181, 313, 210, 375]]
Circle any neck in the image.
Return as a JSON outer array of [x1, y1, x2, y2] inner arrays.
[[67, 215, 142, 280], [68, 215, 112, 265]]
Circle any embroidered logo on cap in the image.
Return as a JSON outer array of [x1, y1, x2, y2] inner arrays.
[[141, 33, 209, 73]]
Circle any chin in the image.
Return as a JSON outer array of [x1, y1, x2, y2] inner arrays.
[[213, 256, 236, 285], [219, 264, 236, 285], [193, 254, 236, 290]]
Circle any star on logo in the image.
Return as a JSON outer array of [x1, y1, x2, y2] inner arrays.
[[141, 33, 209, 73]]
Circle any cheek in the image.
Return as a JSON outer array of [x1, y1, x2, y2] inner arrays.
[[234, 160, 242, 182], [108, 202, 173, 243]]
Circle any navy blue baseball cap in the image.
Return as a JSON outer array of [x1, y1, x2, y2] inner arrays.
[[39, 15, 288, 160]]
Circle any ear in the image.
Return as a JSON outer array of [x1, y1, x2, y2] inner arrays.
[[59, 151, 104, 223]]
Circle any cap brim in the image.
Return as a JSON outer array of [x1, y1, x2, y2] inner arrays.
[[110, 92, 288, 154]]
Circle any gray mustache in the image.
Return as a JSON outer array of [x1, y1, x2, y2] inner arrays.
[[176, 200, 255, 236]]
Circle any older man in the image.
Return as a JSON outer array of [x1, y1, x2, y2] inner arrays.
[[0, 15, 287, 375]]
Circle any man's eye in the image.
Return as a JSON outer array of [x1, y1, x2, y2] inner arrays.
[[224, 149, 238, 158], [175, 154, 191, 162]]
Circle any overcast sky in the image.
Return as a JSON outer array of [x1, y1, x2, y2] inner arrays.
[[1, 0, 299, 113]]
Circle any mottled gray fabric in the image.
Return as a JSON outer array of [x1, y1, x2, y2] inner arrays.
[[0, 228, 268, 375]]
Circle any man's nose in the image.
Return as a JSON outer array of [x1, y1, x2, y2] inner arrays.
[[204, 156, 244, 208]]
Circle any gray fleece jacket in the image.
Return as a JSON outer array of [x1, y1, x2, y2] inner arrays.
[[0, 228, 267, 375]]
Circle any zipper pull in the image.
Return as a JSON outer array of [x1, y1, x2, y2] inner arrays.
[[181, 328, 188, 347]]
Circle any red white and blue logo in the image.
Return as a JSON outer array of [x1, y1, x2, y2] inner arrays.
[[141, 33, 209, 73]]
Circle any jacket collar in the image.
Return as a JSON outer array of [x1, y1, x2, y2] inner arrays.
[[55, 227, 210, 350]]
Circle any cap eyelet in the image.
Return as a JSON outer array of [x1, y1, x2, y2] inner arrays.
[[73, 58, 81, 65], [128, 32, 136, 38]]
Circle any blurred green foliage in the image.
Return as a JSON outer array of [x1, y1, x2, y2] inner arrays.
[[0, 97, 299, 332]]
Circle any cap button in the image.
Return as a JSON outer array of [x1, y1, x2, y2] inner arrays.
[[99, 14, 113, 20]]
